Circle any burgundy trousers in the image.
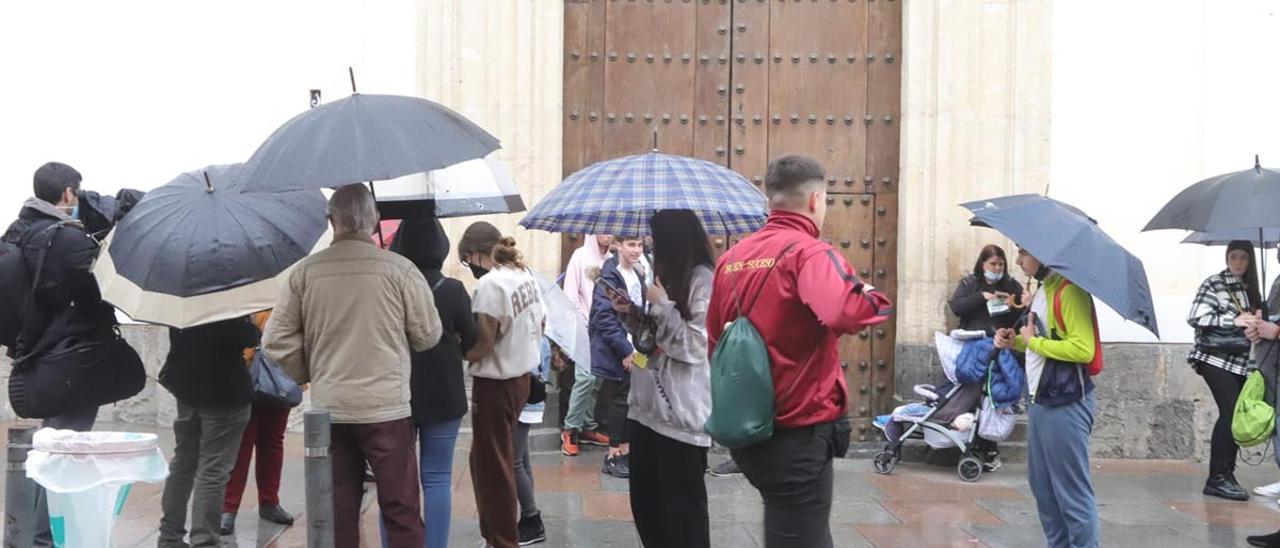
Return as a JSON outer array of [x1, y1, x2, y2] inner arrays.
[[332, 418, 424, 547], [222, 403, 291, 512], [471, 375, 530, 548]]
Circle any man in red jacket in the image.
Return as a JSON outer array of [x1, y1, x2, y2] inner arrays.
[[707, 155, 892, 548]]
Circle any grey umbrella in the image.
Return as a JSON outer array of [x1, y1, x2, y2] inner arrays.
[[1146, 156, 1280, 288], [962, 194, 1159, 337], [1144, 156, 1280, 233], [94, 164, 328, 328], [237, 93, 501, 193], [1182, 228, 1280, 247]]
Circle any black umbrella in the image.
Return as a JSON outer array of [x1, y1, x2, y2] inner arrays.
[[93, 164, 328, 328], [1145, 155, 1280, 286], [236, 91, 501, 194], [962, 194, 1159, 337]]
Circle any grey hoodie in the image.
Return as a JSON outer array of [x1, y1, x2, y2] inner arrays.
[[624, 265, 714, 447]]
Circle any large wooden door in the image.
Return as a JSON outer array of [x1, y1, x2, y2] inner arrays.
[[563, 0, 901, 442]]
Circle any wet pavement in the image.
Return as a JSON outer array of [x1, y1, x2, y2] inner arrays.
[[9, 422, 1280, 547]]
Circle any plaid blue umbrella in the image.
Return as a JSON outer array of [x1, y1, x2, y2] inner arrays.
[[519, 152, 767, 236]]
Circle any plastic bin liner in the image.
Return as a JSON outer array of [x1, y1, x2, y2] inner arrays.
[[27, 429, 168, 548]]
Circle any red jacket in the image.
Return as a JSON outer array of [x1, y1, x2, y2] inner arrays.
[[707, 211, 892, 428]]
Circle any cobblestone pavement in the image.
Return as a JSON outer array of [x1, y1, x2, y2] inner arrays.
[[10, 422, 1280, 547]]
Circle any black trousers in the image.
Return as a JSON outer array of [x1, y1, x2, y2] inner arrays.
[[731, 422, 838, 548], [602, 378, 631, 447], [628, 420, 710, 548], [1198, 363, 1246, 476]]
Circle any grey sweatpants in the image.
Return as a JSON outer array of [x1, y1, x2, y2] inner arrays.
[[1027, 390, 1099, 548], [159, 402, 251, 548], [514, 422, 539, 519]]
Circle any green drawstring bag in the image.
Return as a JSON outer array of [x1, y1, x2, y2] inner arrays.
[[1233, 370, 1275, 447], [704, 315, 776, 449], [703, 244, 797, 449]]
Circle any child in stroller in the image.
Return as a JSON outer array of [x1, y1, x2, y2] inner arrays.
[[872, 331, 1019, 482]]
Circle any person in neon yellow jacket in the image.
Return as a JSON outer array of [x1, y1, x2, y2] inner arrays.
[[995, 246, 1099, 548]]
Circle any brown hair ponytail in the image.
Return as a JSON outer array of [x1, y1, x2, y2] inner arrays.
[[493, 236, 525, 269], [458, 222, 525, 269]]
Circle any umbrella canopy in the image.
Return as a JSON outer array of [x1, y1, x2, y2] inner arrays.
[[961, 194, 1159, 337], [237, 93, 501, 193], [374, 151, 526, 219], [519, 152, 767, 236], [1144, 156, 1280, 233], [1182, 228, 1280, 247], [94, 164, 329, 328], [533, 271, 590, 369]]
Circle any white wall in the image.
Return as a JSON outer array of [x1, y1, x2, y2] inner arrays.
[[1051, 0, 1280, 343], [0, 0, 417, 227]]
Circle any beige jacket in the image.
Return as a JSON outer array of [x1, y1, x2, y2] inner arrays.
[[263, 234, 442, 424]]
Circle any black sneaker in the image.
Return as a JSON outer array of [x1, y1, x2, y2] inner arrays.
[[1248, 530, 1280, 547], [517, 513, 547, 546], [709, 459, 742, 477], [219, 512, 236, 536], [602, 453, 630, 479], [1204, 474, 1249, 501]]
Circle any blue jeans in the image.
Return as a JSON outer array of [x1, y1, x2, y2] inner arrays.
[[1028, 390, 1099, 548], [381, 418, 462, 548]]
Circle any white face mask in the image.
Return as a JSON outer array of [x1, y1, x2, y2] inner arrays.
[[983, 270, 1003, 284]]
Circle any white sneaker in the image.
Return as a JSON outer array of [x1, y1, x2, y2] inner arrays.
[[1254, 480, 1280, 497]]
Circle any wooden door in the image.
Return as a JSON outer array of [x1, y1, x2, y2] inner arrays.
[[563, 0, 902, 442]]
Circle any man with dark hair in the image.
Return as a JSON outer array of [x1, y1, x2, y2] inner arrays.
[[2, 161, 106, 547], [707, 155, 892, 547]]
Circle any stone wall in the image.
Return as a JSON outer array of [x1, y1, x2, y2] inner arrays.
[[896, 340, 1217, 462]]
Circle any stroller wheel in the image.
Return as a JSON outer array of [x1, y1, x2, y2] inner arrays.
[[957, 456, 984, 482], [873, 450, 898, 475]]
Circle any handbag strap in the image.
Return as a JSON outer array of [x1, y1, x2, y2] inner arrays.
[[15, 222, 75, 357]]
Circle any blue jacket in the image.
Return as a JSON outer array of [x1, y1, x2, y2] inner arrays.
[[955, 337, 1026, 408], [589, 257, 647, 381]]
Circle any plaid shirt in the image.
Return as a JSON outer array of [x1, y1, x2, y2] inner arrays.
[[1187, 270, 1252, 376]]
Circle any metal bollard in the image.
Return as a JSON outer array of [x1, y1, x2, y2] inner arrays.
[[304, 411, 334, 548], [4, 425, 37, 548]]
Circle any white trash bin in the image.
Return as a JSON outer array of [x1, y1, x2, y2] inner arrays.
[[26, 428, 169, 547]]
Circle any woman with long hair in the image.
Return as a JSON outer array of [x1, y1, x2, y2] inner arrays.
[[1188, 239, 1262, 501], [458, 222, 546, 548], [610, 209, 714, 548]]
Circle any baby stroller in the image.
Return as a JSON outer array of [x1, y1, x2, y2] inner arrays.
[[872, 331, 1012, 482]]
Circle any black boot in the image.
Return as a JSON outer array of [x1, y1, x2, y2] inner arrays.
[[518, 512, 547, 546], [259, 505, 295, 526], [1204, 473, 1249, 501], [1247, 530, 1280, 547]]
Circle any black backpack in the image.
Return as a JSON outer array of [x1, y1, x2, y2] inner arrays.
[[0, 221, 67, 352]]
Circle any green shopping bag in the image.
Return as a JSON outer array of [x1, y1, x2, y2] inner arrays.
[[1233, 370, 1275, 447]]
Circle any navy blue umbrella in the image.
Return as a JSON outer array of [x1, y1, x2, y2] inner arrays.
[[961, 194, 1159, 337]]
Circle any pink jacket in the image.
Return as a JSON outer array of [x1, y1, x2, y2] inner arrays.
[[563, 236, 609, 322]]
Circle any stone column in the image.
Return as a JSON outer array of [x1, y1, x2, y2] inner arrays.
[[898, 0, 1054, 349], [416, 1, 566, 279]]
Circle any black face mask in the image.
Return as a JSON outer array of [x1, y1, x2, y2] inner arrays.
[[469, 264, 490, 279]]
